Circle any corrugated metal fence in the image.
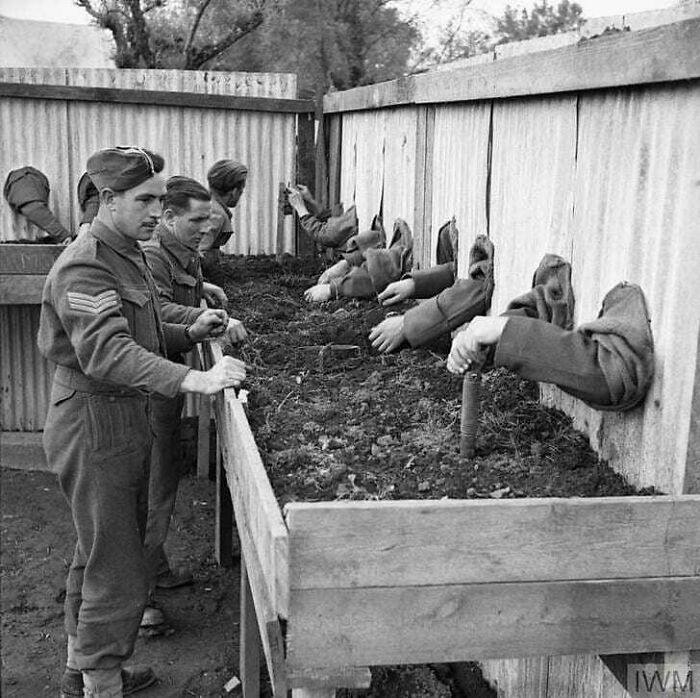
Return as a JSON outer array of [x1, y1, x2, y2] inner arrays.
[[0, 67, 303, 254], [0, 68, 312, 429], [322, 11, 700, 698], [323, 13, 700, 499]]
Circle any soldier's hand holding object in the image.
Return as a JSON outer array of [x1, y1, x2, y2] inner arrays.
[[180, 356, 246, 394], [188, 309, 229, 341], [447, 316, 508, 374], [226, 318, 247, 344]]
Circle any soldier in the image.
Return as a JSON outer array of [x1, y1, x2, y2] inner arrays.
[[286, 183, 359, 250], [140, 176, 246, 631], [199, 159, 248, 276], [303, 218, 414, 302], [369, 221, 495, 353], [39, 146, 246, 698], [446, 278, 655, 411], [3, 165, 72, 242]]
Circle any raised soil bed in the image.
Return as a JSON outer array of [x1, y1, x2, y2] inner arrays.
[[202, 255, 699, 697]]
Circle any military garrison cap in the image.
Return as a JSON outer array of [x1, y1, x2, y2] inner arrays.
[[207, 160, 248, 192], [3, 166, 51, 211], [86, 146, 164, 192]]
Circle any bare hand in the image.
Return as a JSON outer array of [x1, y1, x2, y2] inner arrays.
[[378, 278, 416, 306], [225, 318, 247, 344], [304, 284, 332, 303], [447, 316, 508, 374], [202, 282, 227, 308], [286, 187, 309, 216], [369, 315, 406, 353], [318, 260, 350, 284], [180, 356, 246, 394], [188, 309, 229, 342], [295, 184, 313, 201]]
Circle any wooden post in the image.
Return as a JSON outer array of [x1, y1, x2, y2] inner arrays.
[[196, 394, 211, 479], [327, 114, 342, 210], [240, 558, 261, 698], [297, 111, 317, 256], [413, 105, 435, 270], [216, 437, 234, 566], [276, 182, 286, 262]]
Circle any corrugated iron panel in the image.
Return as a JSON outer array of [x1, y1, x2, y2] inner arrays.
[[557, 83, 700, 494], [489, 95, 577, 314], [339, 110, 386, 232], [0, 305, 53, 430], [0, 68, 297, 254], [0, 68, 72, 241], [430, 102, 491, 273]]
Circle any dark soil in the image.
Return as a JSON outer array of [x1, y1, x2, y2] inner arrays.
[[1, 468, 240, 698], [210, 254, 651, 698], [1, 254, 651, 698]]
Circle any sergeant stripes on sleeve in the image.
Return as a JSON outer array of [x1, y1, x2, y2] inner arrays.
[[67, 289, 121, 314]]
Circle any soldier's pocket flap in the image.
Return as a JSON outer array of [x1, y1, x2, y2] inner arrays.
[[50, 383, 76, 406], [172, 268, 197, 287], [121, 286, 150, 307]]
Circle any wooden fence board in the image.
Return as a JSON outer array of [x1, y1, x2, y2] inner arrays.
[[0, 81, 314, 113], [286, 496, 700, 589], [0, 275, 46, 304], [324, 19, 700, 113], [286, 576, 700, 669]]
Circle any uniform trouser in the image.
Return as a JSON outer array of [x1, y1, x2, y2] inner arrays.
[[144, 393, 185, 591], [43, 380, 152, 671]]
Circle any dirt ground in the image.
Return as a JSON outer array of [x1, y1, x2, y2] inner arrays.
[[2, 254, 652, 698], [1, 467, 241, 697]]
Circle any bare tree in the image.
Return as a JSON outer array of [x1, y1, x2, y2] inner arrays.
[[75, 0, 270, 69]]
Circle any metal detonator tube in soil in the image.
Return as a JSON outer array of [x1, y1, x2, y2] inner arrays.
[[460, 371, 481, 458]]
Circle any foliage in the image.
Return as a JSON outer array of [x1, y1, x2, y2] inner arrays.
[[215, 0, 421, 99], [495, 0, 584, 44], [419, 0, 584, 68], [75, 0, 272, 69]]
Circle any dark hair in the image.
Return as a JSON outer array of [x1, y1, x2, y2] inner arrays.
[[164, 175, 211, 214]]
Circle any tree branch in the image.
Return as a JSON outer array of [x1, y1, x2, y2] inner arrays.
[[184, 0, 213, 62], [185, 10, 265, 69]]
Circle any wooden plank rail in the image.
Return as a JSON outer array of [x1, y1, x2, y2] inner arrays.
[[202, 340, 289, 695], [285, 498, 700, 588], [324, 18, 700, 113], [0, 82, 315, 114]]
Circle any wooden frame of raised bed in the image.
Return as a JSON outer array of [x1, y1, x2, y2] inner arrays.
[[201, 341, 700, 698]]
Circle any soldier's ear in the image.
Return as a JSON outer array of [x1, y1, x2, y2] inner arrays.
[[100, 188, 116, 210], [162, 208, 176, 227]]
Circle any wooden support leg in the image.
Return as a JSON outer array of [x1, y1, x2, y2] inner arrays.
[[240, 557, 261, 698], [196, 393, 211, 479], [215, 438, 234, 566]]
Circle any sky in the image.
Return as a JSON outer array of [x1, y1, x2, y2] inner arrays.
[[0, 0, 680, 26]]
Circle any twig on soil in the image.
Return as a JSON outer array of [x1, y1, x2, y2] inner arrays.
[[276, 390, 295, 412]]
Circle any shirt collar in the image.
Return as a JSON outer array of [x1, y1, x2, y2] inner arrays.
[[212, 196, 233, 220], [90, 219, 145, 267], [155, 223, 199, 271]]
